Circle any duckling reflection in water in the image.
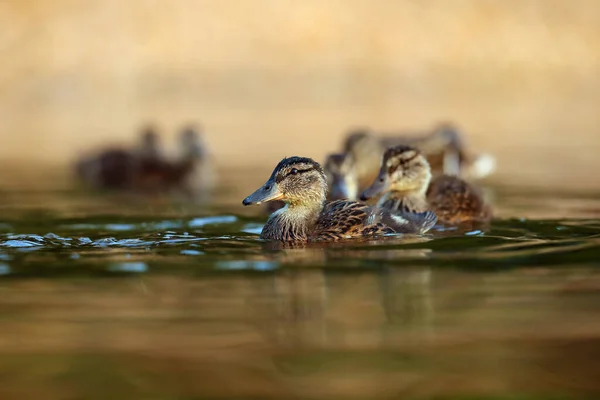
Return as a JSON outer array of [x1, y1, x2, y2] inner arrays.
[[242, 156, 436, 242], [75, 124, 214, 200], [361, 145, 492, 225]]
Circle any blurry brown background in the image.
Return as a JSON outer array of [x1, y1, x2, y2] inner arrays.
[[1, 0, 599, 188]]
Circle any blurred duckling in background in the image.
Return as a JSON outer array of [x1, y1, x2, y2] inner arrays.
[[342, 128, 384, 192], [75, 124, 214, 200], [130, 124, 215, 198], [323, 153, 359, 200], [380, 122, 496, 180], [137, 125, 163, 160], [343, 122, 496, 194], [361, 145, 492, 225], [243, 156, 436, 242], [173, 124, 216, 199], [75, 125, 162, 191]]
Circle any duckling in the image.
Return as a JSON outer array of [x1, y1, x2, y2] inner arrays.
[[380, 122, 496, 179], [381, 122, 464, 176], [76, 124, 214, 199], [131, 127, 174, 193], [344, 123, 496, 191], [419, 122, 496, 179], [176, 125, 215, 196], [323, 153, 358, 200], [136, 125, 163, 161], [76, 125, 161, 191], [134, 125, 214, 197], [242, 156, 436, 242], [343, 128, 384, 191], [360, 145, 492, 224]]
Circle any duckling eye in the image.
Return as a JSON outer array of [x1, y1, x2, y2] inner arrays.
[[290, 168, 299, 175]]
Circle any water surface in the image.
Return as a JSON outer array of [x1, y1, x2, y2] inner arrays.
[[0, 167, 599, 400]]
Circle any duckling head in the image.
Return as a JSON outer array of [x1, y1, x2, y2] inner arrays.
[[343, 128, 383, 182], [179, 124, 206, 160], [323, 153, 358, 200], [139, 125, 161, 159], [243, 157, 327, 207], [429, 122, 468, 176], [343, 128, 372, 151], [360, 145, 431, 201], [430, 122, 462, 143]]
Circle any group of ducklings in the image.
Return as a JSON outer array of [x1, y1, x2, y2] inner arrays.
[[75, 124, 213, 198], [76, 122, 495, 244], [243, 123, 495, 243]]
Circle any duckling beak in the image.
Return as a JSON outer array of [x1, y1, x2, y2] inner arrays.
[[242, 180, 284, 206], [360, 174, 390, 201]]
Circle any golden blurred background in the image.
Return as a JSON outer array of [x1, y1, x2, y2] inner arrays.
[[1, 0, 599, 189]]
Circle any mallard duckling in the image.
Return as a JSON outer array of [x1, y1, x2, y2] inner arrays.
[[76, 125, 161, 190], [134, 125, 214, 197], [380, 122, 496, 179], [175, 125, 215, 196], [76, 124, 214, 199], [381, 122, 463, 176], [242, 156, 436, 242], [360, 145, 492, 224], [420, 122, 496, 180], [323, 153, 358, 200], [343, 123, 496, 192], [137, 125, 163, 160], [343, 128, 384, 192]]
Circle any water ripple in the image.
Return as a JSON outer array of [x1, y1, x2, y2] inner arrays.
[[107, 262, 148, 273], [0, 217, 598, 273], [0, 263, 10, 275], [188, 215, 237, 228]]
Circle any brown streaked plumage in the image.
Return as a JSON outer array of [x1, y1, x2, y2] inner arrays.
[[243, 156, 436, 242], [426, 174, 492, 224], [361, 145, 492, 225]]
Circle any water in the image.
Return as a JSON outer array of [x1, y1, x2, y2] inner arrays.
[[0, 167, 599, 400]]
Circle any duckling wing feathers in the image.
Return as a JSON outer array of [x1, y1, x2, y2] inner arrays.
[[312, 200, 393, 241], [379, 208, 437, 234]]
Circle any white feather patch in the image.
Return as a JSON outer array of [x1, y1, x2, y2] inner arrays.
[[389, 214, 409, 225], [470, 153, 497, 178]]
